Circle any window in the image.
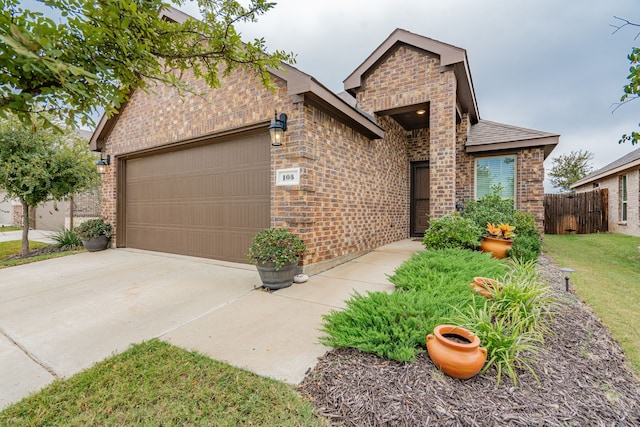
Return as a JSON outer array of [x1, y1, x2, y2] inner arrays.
[[620, 174, 628, 222], [475, 155, 516, 201]]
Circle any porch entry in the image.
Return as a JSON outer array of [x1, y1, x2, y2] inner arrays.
[[410, 161, 430, 236]]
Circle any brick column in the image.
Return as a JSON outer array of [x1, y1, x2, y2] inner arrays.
[[429, 69, 457, 218]]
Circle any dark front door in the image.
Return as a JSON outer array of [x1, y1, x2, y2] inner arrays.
[[411, 161, 430, 236]]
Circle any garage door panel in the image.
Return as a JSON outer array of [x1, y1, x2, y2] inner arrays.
[[125, 133, 270, 263]]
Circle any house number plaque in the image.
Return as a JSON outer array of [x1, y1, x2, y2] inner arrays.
[[276, 168, 300, 186]]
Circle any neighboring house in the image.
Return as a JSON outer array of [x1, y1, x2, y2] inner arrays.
[[572, 146, 640, 237], [0, 189, 11, 226], [8, 129, 102, 231], [90, 16, 559, 273]]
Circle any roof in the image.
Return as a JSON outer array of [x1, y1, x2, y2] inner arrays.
[[465, 120, 559, 159], [572, 146, 640, 188], [270, 64, 384, 139], [343, 28, 479, 124]]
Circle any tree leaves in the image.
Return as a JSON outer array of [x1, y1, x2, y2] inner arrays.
[[1, 0, 295, 128], [547, 149, 594, 193]]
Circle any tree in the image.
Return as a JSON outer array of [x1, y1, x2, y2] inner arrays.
[[611, 17, 640, 144], [547, 150, 594, 193], [0, 116, 100, 256], [0, 0, 293, 128]]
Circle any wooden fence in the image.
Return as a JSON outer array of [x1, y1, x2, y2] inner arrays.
[[544, 189, 608, 234]]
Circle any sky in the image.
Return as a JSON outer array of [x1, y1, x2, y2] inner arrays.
[[19, 0, 640, 191], [178, 0, 640, 191]]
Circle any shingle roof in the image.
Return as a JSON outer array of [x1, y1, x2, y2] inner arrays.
[[467, 120, 558, 145], [465, 120, 559, 158], [571, 146, 640, 188]]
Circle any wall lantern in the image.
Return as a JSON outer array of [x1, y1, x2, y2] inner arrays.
[[559, 267, 575, 292], [269, 110, 287, 146], [96, 154, 110, 174]]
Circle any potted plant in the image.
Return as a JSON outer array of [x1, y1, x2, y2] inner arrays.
[[480, 222, 515, 259], [247, 227, 306, 290], [75, 218, 112, 252]]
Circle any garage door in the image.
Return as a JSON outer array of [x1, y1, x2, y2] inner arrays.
[[124, 132, 270, 263]]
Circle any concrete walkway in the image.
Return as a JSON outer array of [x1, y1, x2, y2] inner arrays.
[[0, 229, 56, 244], [0, 239, 421, 410]]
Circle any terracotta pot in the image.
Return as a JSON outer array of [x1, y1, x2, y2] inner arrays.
[[426, 324, 487, 380], [480, 236, 512, 259], [469, 276, 503, 298]]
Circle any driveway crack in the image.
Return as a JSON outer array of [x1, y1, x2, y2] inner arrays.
[[0, 326, 59, 379]]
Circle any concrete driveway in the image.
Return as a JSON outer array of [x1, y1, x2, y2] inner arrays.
[[0, 240, 421, 410]]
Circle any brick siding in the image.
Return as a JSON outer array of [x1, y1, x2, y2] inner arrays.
[[100, 42, 549, 268], [575, 168, 640, 236]]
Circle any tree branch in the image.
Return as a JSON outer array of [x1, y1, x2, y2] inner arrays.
[[611, 16, 640, 39]]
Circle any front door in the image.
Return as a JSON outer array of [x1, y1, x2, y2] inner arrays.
[[411, 161, 430, 236]]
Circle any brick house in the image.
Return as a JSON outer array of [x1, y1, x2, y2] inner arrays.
[[572, 147, 640, 237], [90, 21, 558, 273]]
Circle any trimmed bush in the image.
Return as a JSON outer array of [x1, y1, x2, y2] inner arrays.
[[508, 234, 541, 263], [320, 249, 508, 362], [320, 287, 482, 362], [390, 248, 507, 292], [421, 212, 483, 250]]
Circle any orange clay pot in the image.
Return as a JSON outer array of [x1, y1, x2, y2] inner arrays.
[[479, 236, 512, 259], [426, 325, 487, 380], [469, 276, 503, 298]]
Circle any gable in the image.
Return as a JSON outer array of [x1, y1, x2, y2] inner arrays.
[[344, 28, 478, 124]]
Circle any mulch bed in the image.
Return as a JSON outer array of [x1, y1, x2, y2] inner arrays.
[[299, 254, 640, 426], [2, 245, 83, 261]]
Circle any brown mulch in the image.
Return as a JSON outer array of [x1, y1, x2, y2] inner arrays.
[[3, 245, 83, 261], [299, 254, 640, 426]]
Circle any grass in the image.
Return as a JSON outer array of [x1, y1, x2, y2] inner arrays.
[[0, 240, 85, 269], [0, 340, 328, 426], [0, 225, 22, 232], [543, 233, 640, 373]]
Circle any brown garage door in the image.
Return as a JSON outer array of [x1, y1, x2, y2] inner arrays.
[[124, 132, 270, 263]]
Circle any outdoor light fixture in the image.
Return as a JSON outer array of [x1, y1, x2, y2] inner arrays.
[[559, 267, 575, 292], [269, 110, 287, 146], [96, 154, 110, 174], [416, 109, 426, 115]]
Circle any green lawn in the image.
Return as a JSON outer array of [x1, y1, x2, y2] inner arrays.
[[0, 340, 327, 426], [0, 240, 84, 268], [0, 225, 22, 232], [543, 233, 640, 373]]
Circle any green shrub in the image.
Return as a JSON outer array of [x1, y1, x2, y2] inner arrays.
[[321, 287, 479, 362], [390, 248, 507, 291], [508, 234, 541, 263], [320, 249, 509, 362], [247, 227, 305, 270], [512, 211, 537, 237], [52, 228, 83, 249], [462, 188, 516, 232], [421, 212, 483, 250], [75, 218, 112, 239]]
